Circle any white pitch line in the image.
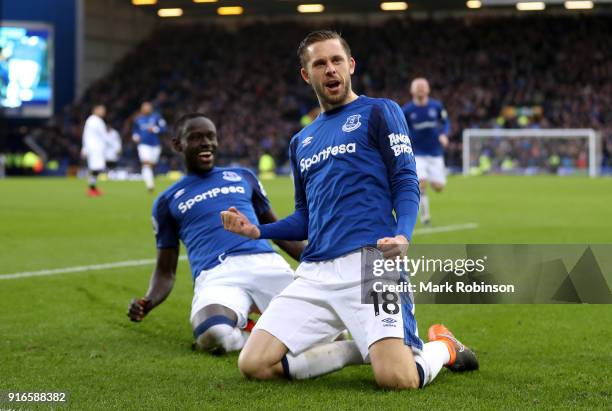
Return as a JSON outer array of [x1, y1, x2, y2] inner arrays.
[[414, 222, 479, 235], [0, 256, 188, 280], [1, 223, 478, 280]]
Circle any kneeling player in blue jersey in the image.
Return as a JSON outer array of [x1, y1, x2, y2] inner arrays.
[[222, 30, 478, 389], [402, 78, 451, 225], [127, 114, 304, 355]]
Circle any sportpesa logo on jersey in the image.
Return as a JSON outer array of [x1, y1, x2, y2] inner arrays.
[[178, 186, 245, 213], [300, 143, 357, 172]]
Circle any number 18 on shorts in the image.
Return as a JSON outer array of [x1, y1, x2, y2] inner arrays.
[[360, 247, 422, 351]]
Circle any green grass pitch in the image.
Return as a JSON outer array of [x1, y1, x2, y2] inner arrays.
[[0, 175, 610, 410]]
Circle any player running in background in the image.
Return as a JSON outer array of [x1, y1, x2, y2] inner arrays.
[[132, 101, 166, 193], [222, 31, 478, 389], [402, 78, 450, 225], [128, 113, 304, 355], [81, 104, 107, 197]]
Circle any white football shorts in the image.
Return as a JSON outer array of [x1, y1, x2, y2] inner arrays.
[[87, 152, 106, 172], [415, 155, 446, 185], [255, 250, 423, 360], [137, 144, 161, 164], [190, 252, 294, 328]]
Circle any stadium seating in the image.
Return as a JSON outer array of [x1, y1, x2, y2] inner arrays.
[[33, 14, 612, 171]]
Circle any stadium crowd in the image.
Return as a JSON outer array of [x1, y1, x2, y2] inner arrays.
[[27, 14, 612, 172]]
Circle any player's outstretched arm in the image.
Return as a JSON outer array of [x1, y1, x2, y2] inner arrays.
[[127, 247, 179, 322], [257, 209, 305, 261], [220, 207, 261, 239]]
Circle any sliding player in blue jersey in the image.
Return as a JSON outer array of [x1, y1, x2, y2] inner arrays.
[[132, 101, 167, 193], [402, 78, 451, 225], [128, 114, 304, 355], [221, 31, 478, 389]]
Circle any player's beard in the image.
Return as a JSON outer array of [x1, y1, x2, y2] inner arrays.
[[314, 76, 351, 108]]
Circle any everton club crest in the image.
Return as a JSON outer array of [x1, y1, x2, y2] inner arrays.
[[342, 114, 362, 132]]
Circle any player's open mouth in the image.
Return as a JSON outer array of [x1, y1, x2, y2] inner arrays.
[[325, 80, 341, 92], [198, 151, 214, 162]]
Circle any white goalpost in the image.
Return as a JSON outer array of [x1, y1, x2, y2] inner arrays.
[[462, 129, 602, 178]]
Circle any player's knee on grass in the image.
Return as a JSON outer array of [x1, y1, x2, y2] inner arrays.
[[370, 339, 421, 390], [373, 367, 420, 390], [238, 330, 287, 380], [371, 351, 420, 390], [238, 349, 283, 380], [194, 322, 236, 355], [238, 350, 268, 379], [192, 305, 242, 355]]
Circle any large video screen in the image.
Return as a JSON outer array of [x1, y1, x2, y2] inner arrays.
[[0, 21, 53, 118]]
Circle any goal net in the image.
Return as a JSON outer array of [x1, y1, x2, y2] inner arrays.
[[462, 129, 601, 177]]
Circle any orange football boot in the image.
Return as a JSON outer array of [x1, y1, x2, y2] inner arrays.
[[428, 324, 479, 371]]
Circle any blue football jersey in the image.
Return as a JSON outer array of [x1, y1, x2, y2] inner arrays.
[[284, 95, 420, 262], [152, 167, 275, 280], [401, 98, 450, 156], [133, 112, 167, 146]]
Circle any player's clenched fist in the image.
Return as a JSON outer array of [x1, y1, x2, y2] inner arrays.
[[127, 297, 152, 322], [220, 207, 261, 239], [376, 235, 409, 259]]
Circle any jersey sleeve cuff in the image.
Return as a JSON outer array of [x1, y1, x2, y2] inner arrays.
[[395, 209, 418, 241], [258, 223, 272, 239], [257, 209, 308, 241]]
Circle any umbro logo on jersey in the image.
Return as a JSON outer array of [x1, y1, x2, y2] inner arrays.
[[342, 114, 361, 132], [302, 136, 314, 147], [222, 171, 242, 182], [382, 317, 397, 327], [173, 188, 186, 199]]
